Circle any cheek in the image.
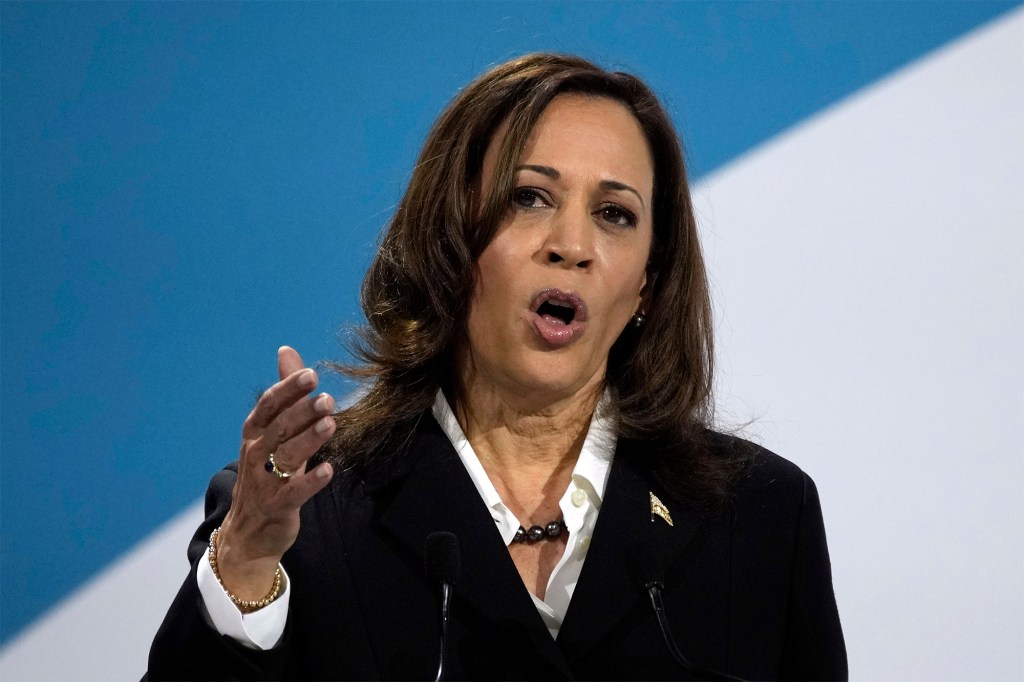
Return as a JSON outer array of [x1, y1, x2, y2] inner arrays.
[[470, 240, 519, 329], [473, 229, 525, 298], [605, 264, 648, 329], [615, 251, 649, 300], [615, 279, 644, 319]]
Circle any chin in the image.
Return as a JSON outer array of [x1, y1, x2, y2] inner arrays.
[[509, 356, 603, 402]]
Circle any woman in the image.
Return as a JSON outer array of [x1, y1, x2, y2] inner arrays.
[[148, 53, 847, 680]]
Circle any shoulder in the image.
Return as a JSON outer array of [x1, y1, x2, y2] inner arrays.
[[703, 435, 848, 678], [700, 433, 836, 588], [704, 431, 820, 520]]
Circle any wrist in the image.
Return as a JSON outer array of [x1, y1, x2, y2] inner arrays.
[[208, 527, 284, 612]]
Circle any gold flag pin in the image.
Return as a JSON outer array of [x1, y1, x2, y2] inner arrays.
[[649, 492, 673, 526]]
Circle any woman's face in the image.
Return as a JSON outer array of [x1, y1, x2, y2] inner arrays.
[[464, 94, 654, 404]]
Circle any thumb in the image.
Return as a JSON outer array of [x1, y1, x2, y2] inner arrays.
[[278, 345, 306, 382]]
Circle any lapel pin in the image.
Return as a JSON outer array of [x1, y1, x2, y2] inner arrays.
[[649, 492, 674, 527]]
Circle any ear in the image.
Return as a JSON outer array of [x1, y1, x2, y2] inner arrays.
[[636, 266, 657, 314]]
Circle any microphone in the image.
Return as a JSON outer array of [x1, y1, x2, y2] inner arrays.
[[627, 538, 744, 682], [425, 532, 460, 682]]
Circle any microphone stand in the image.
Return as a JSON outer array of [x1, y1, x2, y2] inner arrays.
[[425, 531, 460, 682], [435, 581, 453, 682]]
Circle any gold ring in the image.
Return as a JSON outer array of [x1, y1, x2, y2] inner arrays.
[[264, 452, 295, 479]]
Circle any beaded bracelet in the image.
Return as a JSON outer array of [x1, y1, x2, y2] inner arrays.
[[208, 527, 282, 612]]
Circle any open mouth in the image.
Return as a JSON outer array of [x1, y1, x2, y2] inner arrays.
[[531, 289, 586, 324], [529, 289, 587, 347]]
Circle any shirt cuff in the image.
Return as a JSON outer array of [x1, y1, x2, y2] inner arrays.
[[196, 546, 290, 650]]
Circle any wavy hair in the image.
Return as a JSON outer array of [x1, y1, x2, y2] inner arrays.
[[324, 53, 747, 504]]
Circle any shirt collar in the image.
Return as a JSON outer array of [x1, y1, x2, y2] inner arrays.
[[431, 390, 505, 513], [571, 392, 615, 508]]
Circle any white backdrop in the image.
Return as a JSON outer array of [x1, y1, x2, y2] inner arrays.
[[699, 9, 1024, 679]]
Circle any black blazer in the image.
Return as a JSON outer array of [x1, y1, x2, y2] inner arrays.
[[148, 415, 847, 680]]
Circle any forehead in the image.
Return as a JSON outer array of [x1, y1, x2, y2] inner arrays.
[[486, 94, 654, 197], [527, 94, 646, 148]]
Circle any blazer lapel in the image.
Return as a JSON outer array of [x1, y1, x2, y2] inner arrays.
[[367, 416, 573, 677], [556, 438, 709, 664]]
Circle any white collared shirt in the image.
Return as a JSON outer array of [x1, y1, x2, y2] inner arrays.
[[197, 390, 617, 647], [431, 390, 615, 639]]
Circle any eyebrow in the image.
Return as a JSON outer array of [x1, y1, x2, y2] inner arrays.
[[515, 164, 646, 209]]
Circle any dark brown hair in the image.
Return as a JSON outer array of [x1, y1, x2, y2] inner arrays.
[[325, 53, 747, 504]]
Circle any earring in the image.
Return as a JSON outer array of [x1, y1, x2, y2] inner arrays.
[[630, 311, 646, 328]]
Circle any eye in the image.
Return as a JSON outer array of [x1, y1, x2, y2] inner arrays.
[[597, 204, 638, 229], [511, 187, 549, 209]]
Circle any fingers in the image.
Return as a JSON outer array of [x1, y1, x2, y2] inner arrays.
[[243, 346, 313, 436], [259, 394, 336, 473], [266, 391, 335, 450], [245, 367, 318, 434], [280, 461, 334, 508], [240, 346, 336, 479]]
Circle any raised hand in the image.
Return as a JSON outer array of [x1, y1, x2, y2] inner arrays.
[[214, 346, 337, 602]]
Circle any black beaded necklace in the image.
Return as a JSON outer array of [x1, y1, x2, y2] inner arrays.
[[512, 519, 566, 543]]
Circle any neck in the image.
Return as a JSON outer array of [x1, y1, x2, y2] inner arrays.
[[453, 371, 603, 521]]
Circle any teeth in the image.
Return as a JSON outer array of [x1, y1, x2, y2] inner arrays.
[[537, 298, 576, 326], [535, 299, 575, 313]]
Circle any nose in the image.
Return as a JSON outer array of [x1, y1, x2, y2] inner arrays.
[[542, 205, 595, 269]]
